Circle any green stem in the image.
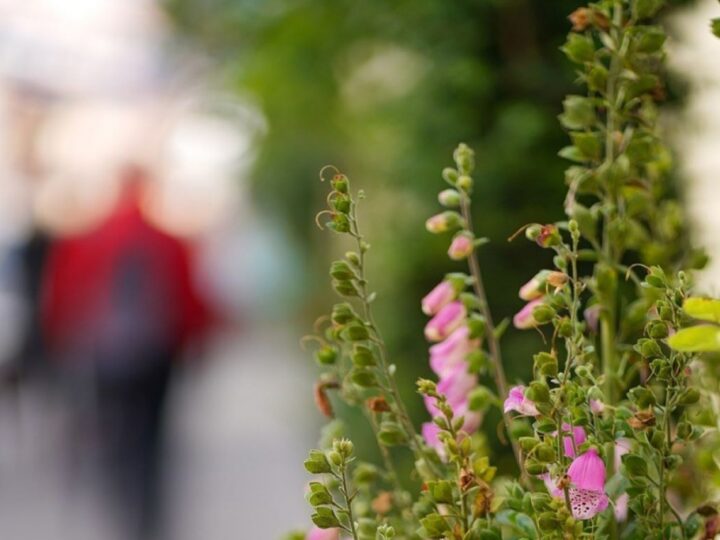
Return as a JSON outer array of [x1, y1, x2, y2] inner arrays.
[[459, 195, 525, 480], [340, 464, 359, 540]]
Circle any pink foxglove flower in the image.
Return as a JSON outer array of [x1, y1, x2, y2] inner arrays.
[[424, 301, 466, 341], [513, 298, 543, 330], [566, 449, 609, 520], [306, 526, 340, 540], [447, 233, 474, 260], [422, 280, 457, 316], [555, 423, 586, 458], [503, 385, 539, 416], [429, 325, 478, 376]]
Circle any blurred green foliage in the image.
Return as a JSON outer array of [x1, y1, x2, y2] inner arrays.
[[163, 0, 693, 471]]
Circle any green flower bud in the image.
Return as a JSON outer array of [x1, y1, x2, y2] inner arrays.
[[524, 459, 547, 476], [329, 213, 351, 233], [378, 421, 406, 446], [344, 324, 370, 341], [311, 506, 340, 529], [527, 381, 550, 403], [453, 143, 475, 175], [647, 320, 669, 339], [345, 251, 360, 267], [304, 450, 332, 474], [353, 463, 378, 484], [442, 167, 459, 185], [677, 387, 700, 406], [332, 194, 351, 213], [307, 482, 333, 506], [333, 438, 354, 458], [352, 344, 376, 367], [417, 379, 437, 396], [330, 260, 355, 280], [350, 367, 377, 387], [533, 352, 558, 377], [333, 279, 359, 297], [525, 224, 543, 242], [331, 174, 349, 193], [532, 304, 556, 324], [519, 437, 540, 452], [676, 421, 692, 440], [315, 346, 338, 366], [328, 450, 343, 466], [456, 175, 473, 192], [636, 338, 662, 358], [628, 386, 656, 408], [468, 386, 494, 412], [331, 302, 357, 325], [534, 443, 557, 463], [438, 189, 461, 207]]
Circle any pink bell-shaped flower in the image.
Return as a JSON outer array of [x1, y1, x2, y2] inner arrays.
[[512, 298, 543, 330], [429, 325, 478, 376], [566, 449, 609, 520], [503, 385, 539, 417], [422, 280, 457, 316], [424, 301, 466, 342]]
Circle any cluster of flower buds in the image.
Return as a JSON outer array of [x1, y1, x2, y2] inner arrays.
[[419, 144, 498, 455]]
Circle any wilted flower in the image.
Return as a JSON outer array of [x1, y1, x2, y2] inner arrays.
[[422, 280, 457, 316], [513, 298, 543, 329], [448, 232, 474, 260], [519, 270, 550, 301], [503, 385, 539, 416], [567, 449, 609, 520], [306, 525, 340, 540], [425, 301, 466, 341]]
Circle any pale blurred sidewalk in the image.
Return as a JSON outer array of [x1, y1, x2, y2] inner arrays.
[[0, 325, 315, 540]]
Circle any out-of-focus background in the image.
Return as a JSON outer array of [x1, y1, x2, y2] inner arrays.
[[0, 0, 716, 539]]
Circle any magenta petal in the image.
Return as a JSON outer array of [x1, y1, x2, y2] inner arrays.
[[422, 281, 455, 316], [425, 301, 466, 341], [568, 449, 606, 492], [436, 364, 477, 407], [503, 385, 539, 416], [513, 298, 542, 330]]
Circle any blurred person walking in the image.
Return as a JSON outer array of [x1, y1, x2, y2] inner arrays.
[[40, 165, 211, 540]]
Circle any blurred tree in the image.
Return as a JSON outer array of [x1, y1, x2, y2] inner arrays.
[[163, 0, 693, 471]]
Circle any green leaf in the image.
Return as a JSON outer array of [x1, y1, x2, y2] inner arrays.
[[311, 506, 340, 528], [304, 450, 332, 474], [562, 33, 595, 64], [683, 297, 720, 324], [419, 513, 450, 538], [667, 325, 720, 352], [558, 145, 586, 163], [559, 96, 596, 130], [350, 367, 377, 387], [570, 132, 602, 160], [427, 480, 454, 504]]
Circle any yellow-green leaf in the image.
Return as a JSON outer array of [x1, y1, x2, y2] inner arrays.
[[667, 325, 720, 352], [683, 297, 720, 324]]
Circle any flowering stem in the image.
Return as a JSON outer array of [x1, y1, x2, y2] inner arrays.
[[339, 467, 359, 540], [348, 200, 441, 478], [459, 195, 525, 477]]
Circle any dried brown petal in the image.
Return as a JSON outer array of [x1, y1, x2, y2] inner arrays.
[[367, 396, 391, 413]]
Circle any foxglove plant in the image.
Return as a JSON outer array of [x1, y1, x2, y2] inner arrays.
[[295, 1, 720, 539]]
